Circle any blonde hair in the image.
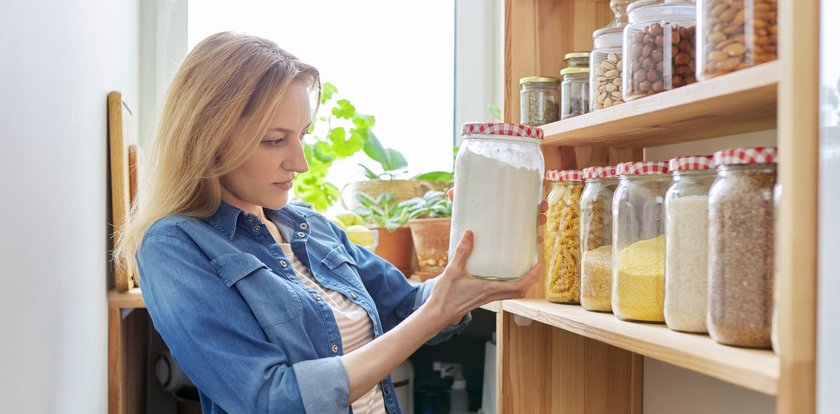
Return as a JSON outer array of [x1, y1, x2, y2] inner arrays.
[[114, 32, 320, 278]]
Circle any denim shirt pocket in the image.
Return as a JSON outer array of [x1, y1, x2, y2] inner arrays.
[[211, 252, 303, 327], [321, 244, 364, 290]]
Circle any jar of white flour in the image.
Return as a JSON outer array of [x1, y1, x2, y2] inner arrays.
[[449, 122, 545, 279]]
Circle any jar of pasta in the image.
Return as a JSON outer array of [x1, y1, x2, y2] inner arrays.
[[544, 170, 584, 303]]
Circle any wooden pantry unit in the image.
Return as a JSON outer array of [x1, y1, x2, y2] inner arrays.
[[492, 0, 818, 413]]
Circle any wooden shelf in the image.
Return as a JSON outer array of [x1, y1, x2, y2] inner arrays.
[[502, 299, 779, 396], [479, 301, 501, 313], [108, 288, 145, 309], [540, 61, 780, 148]]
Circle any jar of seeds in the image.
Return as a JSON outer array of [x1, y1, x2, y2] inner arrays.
[[544, 170, 584, 303], [697, 0, 777, 80], [520, 76, 561, 126], [664, 155, 715, 333], [708, 147, 777, 348], [561, 67, 590, 119], [590, 0, 630, 110], [623, 0, 697, 101], [612, 161, 671, 322], [580, 166, 618, 312]]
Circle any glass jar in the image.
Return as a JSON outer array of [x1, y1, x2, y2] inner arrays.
[[520, 76, 561, 126], [664, 155, 715, 333], [580, 166, 618, 312], [708, 147, 777, 348], [612, 161, 671, 322], [564, 51, 591, 69], [561, 67, 590, 119], [590, 0, 630, 111], [771, 181, 781, 355], [623, 0, 697, 101], [544, 170, 584, 303], [450, 122, 545, 280], [697, 0, 777, 80]]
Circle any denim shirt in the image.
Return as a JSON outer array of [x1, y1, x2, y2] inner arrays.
[[136, 201, 470, 414]]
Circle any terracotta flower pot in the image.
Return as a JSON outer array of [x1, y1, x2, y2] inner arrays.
[[408, 218, 451, 274], [373, 226, 414, 277]]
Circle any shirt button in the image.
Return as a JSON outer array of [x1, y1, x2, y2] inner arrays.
[[384, 385, 391, 394], [247, 217, 255, 224], [296, 231, 306, 238], [351, 293, 358, 299], [331, 344, 339, 353], [251, 225, 261, 233], [279, 261, 288, 268], [312, 294, 320, 301], [299, 223, 308, 230]]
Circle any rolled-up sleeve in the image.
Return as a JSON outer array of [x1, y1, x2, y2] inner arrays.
[[137, 234, 349, 413]]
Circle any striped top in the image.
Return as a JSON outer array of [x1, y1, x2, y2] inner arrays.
[[278, 243, 387, 414]]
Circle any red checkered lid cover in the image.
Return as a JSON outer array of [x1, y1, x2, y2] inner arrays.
[[545, 170, 559, 182], [714, 147, 778, 166], [461, 122, 544, 140], [616, 161, 670, 175], [669, 155, 715, 171], [582, 166, 618, 180]]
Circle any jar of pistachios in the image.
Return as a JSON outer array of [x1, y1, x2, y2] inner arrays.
[[590, 0, 630, 110], [520, 76, 561, 126]]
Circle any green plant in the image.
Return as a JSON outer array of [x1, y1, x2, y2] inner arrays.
[[403, 190, 453, 220], [293, 82, 409, 211], [352, 192, 413, 232]]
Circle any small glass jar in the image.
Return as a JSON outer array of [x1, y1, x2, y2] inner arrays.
[[623, 0, 697, 101], [450, 122, 545, 280], [708, 147, 777, 348], [580, 166, 618, 312], [612, 161, 671, 322], [520, 76, 561, 126], [664, 155, 715, 333], [697, 0, 777, 80], [544, 170, 584, 303], [565, 51, 591, 69], [561, 67, 590, 119], [590, 0, 630, 111]]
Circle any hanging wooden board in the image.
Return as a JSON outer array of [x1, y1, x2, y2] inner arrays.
[[108, 91, 138, 292]]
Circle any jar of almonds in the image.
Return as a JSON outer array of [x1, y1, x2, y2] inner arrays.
[[697, 0, 777, 79], [623, 0, 697, 101], [590, 0, 630, 111]]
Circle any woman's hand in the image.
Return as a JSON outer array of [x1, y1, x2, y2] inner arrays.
[[427, 230, 542, 325]]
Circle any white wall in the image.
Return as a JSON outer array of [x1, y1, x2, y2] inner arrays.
[[0, 1, 140, 413]]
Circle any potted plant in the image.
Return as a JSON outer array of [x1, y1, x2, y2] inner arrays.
[[352, 192, 415, 277], [403, 190, 453, 279]]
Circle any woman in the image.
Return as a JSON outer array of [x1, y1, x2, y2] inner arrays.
[[115, 32, 542, 414]]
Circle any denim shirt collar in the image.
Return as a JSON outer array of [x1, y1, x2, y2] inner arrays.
[[205, 200, 310, 241]]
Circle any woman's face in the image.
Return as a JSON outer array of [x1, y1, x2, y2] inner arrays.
[[220, 82, 311, 212]]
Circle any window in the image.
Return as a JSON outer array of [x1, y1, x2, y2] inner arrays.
[[188, 1, 456, 214]]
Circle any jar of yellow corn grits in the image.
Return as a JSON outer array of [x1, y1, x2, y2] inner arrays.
[[612, 161, 671, 322]]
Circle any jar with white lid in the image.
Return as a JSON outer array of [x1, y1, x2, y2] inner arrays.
[[580, 166, 618, 312], [449, 122, 545, 280], [590, 0, 631, 110], [612, 161, 671, 322], [664, 155, 715, 333]]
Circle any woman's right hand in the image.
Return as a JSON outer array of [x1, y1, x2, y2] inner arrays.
[[427, 230, 542, 325]]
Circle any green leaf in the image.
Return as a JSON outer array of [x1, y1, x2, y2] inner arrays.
[[328, 127, 346, 144], [332, 99, 356, 119], [413, 171, 454, 182], [488, 104, 502, 121], [359, 163, 380, 180], [363, 131, 389, 165], [313, 141, 335, 163], [321, 82, 338, 104], [384, 148, 408, 171]]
